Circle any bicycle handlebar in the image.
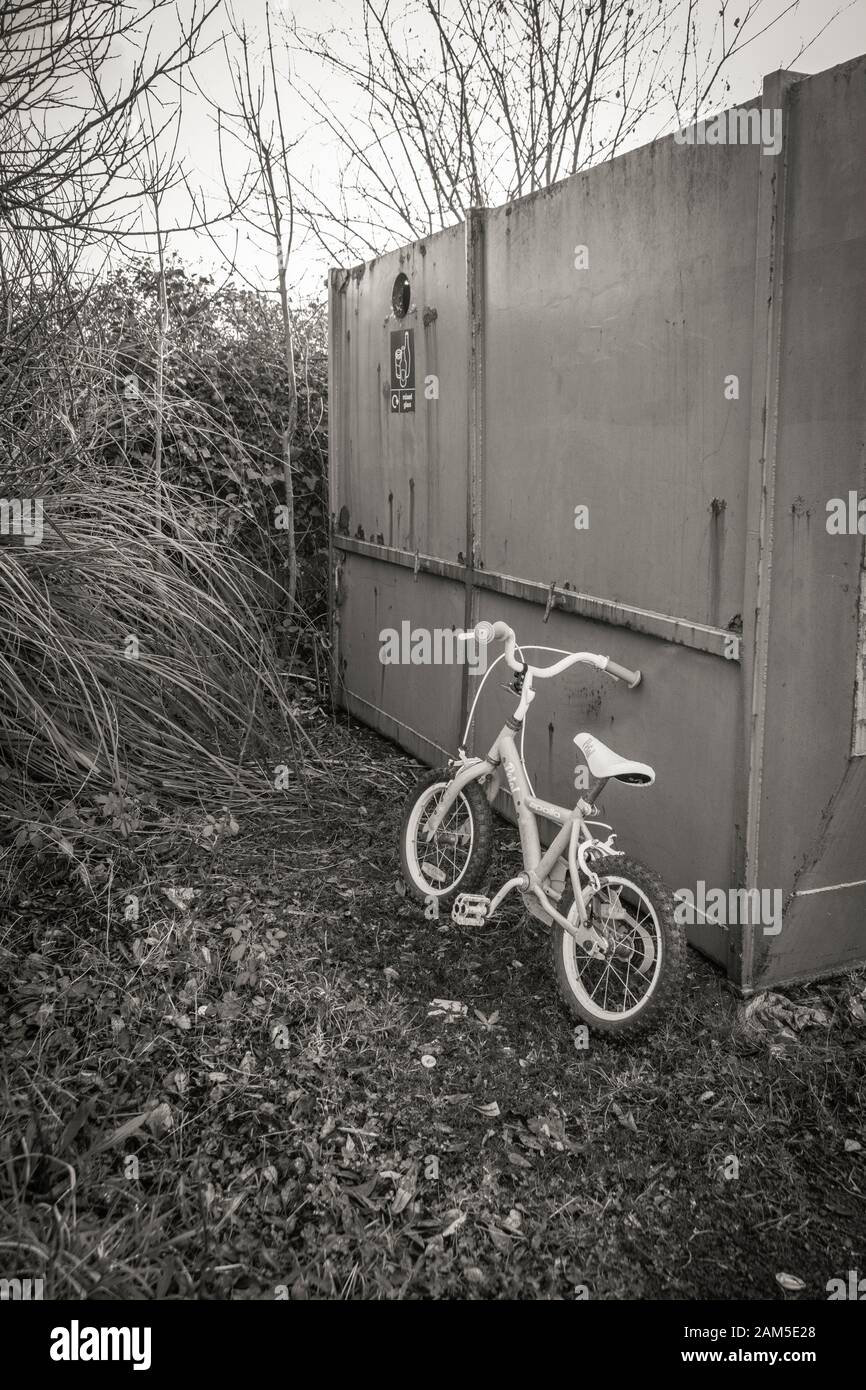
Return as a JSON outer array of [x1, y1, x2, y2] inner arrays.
[[459, 619, 641, 688]]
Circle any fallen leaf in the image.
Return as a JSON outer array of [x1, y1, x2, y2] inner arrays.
[[441, 1211, 466, 1238], [474, 1101, 500, 1118], [611, 1102, 638, 1132], [391, 1185, 414, 1215], [391, 1165, 418, 1215], [776, 1272, 806, 1292], [146, 1102, 174, 1138], [164, 1011, 191, 1032], [162, 887, 196, 913], [485, 1224, 512, 1253]]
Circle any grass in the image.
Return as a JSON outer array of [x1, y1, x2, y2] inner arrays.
[[0, 466, 304, 795], [0, 274, 328, 873], [1, 707, 865, 1300]]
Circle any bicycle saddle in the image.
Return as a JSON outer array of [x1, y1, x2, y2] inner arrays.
[[573, 732, 655, 786]]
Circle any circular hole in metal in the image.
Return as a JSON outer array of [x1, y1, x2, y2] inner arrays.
[[391, 272, 411, 318]]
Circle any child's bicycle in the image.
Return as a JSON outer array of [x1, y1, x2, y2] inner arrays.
[[399, 619, 685, 1038]]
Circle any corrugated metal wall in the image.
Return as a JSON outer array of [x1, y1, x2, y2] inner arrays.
[[329, 57, 866, 992]]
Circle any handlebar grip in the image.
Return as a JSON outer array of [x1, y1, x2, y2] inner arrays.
[[606, 659, 642, 688], [473, 620, 522, 671], [474, 620, 514, 644]]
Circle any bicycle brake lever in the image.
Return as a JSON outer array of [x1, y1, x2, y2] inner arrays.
[[503, 662, 528, 696]]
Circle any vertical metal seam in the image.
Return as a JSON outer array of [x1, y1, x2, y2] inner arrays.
[[853, 531, 866, 755], [462, 207, 485, 748], [741, 74, 798, 986]]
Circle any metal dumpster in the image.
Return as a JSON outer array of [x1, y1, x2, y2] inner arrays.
[[328, 56, 866, 993]]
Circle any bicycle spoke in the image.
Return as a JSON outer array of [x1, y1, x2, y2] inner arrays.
[[414, 786, 474, 895], [568, 879, 662, 1018]]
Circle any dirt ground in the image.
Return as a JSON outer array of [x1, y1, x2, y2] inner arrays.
[[2, 709, 865, 1300]]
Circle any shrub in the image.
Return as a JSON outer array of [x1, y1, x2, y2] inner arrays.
[[0, 258, 329, 881]]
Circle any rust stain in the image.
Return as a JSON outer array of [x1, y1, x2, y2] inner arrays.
[[708, 497, 727, 629]]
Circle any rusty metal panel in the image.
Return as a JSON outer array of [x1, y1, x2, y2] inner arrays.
[[335, 551, 467, 761], [329, 225, 469, 563], [746, 56, 866, 988], [480, 115, 760, 630], [754, 761, 866, 988]]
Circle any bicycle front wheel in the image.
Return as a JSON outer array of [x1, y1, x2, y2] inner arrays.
[[399, 767, 493, 906], [551, 856, 684, 1038]]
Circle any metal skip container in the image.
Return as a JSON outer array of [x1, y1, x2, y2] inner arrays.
[[328, 56, 866, 993]]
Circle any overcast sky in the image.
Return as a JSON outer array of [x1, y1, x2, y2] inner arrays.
[[129, 0, 866, 298]]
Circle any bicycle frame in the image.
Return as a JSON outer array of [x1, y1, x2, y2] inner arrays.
[[424, 722, 621, 948]]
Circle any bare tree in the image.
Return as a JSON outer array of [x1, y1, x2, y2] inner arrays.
[[0, 1, 220, 243], [208, 3, 300, 615], [288, 0, 840, 262], [135, 93, 187, 542], [0, 0, 222, 438]]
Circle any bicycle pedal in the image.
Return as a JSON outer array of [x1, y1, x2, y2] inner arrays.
[[451, 893, 490, 926]]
